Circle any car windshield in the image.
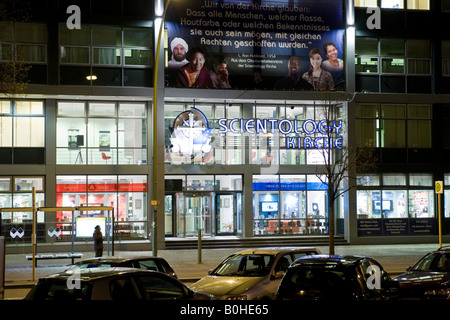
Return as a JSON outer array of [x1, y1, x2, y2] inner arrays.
[[411, 253, 450, 272], [211, 254, 275, 277]]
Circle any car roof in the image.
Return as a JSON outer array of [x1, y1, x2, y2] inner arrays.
[[290, 254, 368, 268], [73, 256, 163, 264], [231, 247, 320, 255], [41, 267, 164, 282], [435, 246, 450, 253]]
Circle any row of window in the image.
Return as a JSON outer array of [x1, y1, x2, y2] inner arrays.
[[357, 173, 450, 220], [356, 103, 432, 148], [0, 100, 438, 165], [164, 102, 345, 166], [355, 0, 430, 10]]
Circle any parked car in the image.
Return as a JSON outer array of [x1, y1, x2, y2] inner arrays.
[[66, 256, 177, 278], [25, 268, 214, 301], [392, 246, 450, 300], [276, 255, 398, 301], [189, 247, 320, 300]]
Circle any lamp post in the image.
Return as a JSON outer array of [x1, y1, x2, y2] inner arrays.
[[152, 0, 171, 256]]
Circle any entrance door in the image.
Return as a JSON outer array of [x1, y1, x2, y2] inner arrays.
[[216, 193, 236, 234], [185, 193, 212, 236]]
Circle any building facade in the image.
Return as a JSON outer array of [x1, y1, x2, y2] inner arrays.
[[1, 0, 449, 252]]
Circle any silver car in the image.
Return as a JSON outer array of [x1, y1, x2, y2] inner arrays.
[[189, 247, 320, 300]]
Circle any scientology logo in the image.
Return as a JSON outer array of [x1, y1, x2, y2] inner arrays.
[[168, 108, 212, 162]]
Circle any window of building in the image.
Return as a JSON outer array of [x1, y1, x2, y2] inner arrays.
[[0, 22, 47, 84], [56, 175, 147, 240], [355, 0, 378, 6], [356, 103, 431, 149], [445, 175, 450, 218], [357, 173, 435, 235], [356, 0, 429, 9], [253, 175, 328, 236], [0, 100, 45, 164], [56, 101, 147, 165], [355, 37, 431, 93], [407, 0, 429, 9], [59, 24, 153, 87], [381, 0, 404, 9], [164, 102, 244, 165], [165, 102, 344, 166], [444, 0, 450, 11], [443, 41, 450, 76], [0, 176, 45, 242]]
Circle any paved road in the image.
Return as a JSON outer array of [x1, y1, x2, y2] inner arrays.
[[2, 243, 445, 300]]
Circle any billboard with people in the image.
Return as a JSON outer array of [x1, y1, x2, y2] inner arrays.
[[166, 0, 344, 91]]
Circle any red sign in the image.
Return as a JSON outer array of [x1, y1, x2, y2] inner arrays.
[[57, 183, 147, 193]]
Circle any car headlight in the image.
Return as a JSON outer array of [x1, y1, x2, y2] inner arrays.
[[424, 288, 450, 299], [222, 295, 248, 300]]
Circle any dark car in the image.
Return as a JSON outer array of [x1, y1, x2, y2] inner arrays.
[[24, 268, 214, 301], [392, 246, 450, 300], [276, 255, 398, 301], [66, 256, 177, 278]]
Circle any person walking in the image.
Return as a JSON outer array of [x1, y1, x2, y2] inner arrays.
[[93, 225, 104, 257]]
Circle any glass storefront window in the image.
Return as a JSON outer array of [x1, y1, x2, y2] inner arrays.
[[215, 175, 242, 191], [186, 175, 215, 191], [383, 174, 407, 186], [57, 101, 146, 165], [357, 175, 380, 187], [408, 190, 433, 218], [357, 190, 381, 219], [56, 175, 148, 239], [409, 174, 433, 186], [0, 177, 11, 191], [382, 190, 406, 218], [57, 102, 86, 116], [119, 103, 146, 117], [14, 177, 44, 192], [252, 174, 328, 235], [89, 103, 116, 117], [381, 0, 404, 9]]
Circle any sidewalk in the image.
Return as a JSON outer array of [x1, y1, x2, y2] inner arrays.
[[4, 243, 444, 288]]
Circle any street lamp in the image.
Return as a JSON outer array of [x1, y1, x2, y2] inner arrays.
[[152, 0, 171, 256]]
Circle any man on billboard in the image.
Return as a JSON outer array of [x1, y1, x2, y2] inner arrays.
[[274, 56, 313, 90], [168, 37, 189, 68]]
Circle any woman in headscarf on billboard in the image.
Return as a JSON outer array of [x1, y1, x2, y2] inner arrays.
[[302, 48, 334, 91], [176, 47, 213, 88]]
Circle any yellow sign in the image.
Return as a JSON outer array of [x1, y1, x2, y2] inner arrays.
[[151, 200, 159, 206], [435, 181, 443, 194]]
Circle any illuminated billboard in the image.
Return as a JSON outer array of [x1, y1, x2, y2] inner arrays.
[[166, 0, 345, 91]]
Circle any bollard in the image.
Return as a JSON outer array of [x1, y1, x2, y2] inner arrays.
[[198, 229, 202, 264]]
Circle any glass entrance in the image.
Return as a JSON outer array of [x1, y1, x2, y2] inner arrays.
[[216, 193, 236, 234], [184, 193, 212, 236]]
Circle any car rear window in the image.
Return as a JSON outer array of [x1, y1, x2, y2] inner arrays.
[[136, 259, 159, 271], [278, 266, 352, 298], [32, 280, 92, 300]]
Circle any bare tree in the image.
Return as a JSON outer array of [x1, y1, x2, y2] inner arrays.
[[0, 0, 32, 97], [312, 93, 377, 255]]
